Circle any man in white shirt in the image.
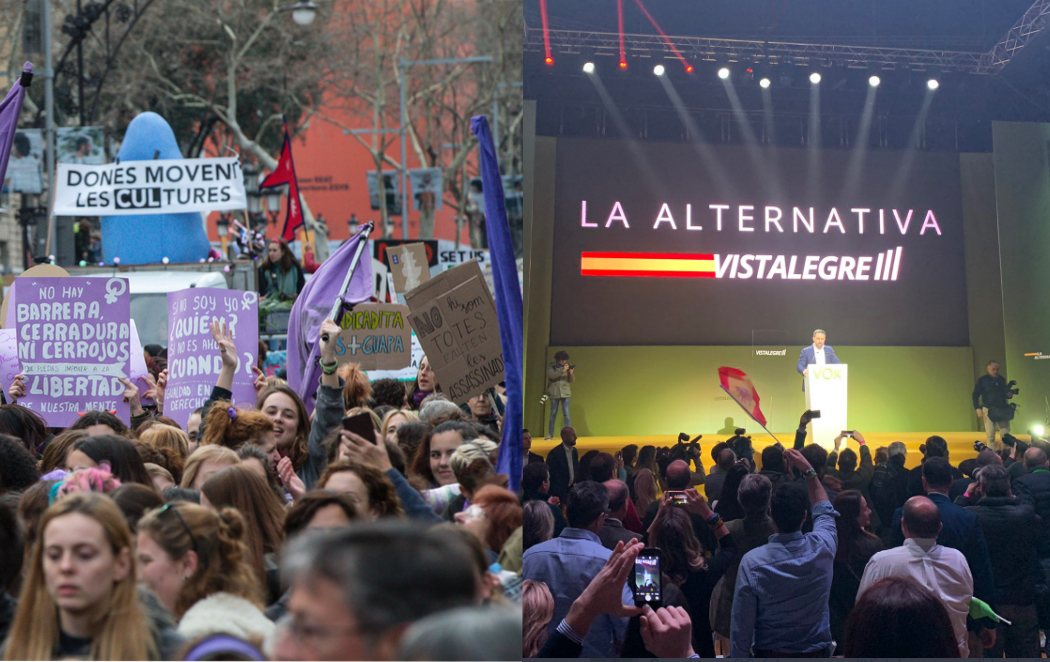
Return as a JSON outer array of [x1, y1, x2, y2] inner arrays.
[[796, 329, 841, 378], [858, 496, 973, 657]]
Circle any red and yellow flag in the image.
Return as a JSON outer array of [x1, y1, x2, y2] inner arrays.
[[580, 251, 715, 278]]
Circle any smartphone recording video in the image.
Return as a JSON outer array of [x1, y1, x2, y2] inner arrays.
[[667, 491, 688, 506], [342, 412, 378, 445], [632, 549, 662, 608]]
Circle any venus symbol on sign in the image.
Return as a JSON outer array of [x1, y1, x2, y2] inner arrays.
[[104, 278, 127, 304], [241, 292, 257, 310]]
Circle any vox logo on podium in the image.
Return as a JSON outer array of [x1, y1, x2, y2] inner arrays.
[[813, 366, 843, 380]]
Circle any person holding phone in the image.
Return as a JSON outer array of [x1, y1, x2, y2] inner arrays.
[[546, 351, 575, 439]]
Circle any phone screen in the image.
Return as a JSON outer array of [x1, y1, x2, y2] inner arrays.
[[342, 413, 378, 445], [633, 550, 662, 607], [668, 491, 688, 506]]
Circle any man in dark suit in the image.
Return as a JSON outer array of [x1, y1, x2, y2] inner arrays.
[[796, 328, 841, 386], [599, 480, 640, 550], [523, 428, 544, 465], [546, 426, 580, 501]]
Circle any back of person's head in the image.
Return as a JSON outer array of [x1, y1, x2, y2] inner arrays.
[[588, 452, 616, 482], [921, 456, 953, 489], [737, 473, 773, 517], [843, 576, 960, 657], [449, 439, 498, 495], [137, 443, 184, 486], [801, 443, 828, 473], [664, 459, 691, 490], [770, 482, 809, 533], [395, 421, 430, 463], [760, 444, 785, 473], [0, 498, 23, 596], [902, 496, 941, 539], [838, 448, 858, 474], [522, 580, 554, 657], [138, 423, 191, 460], [201, 465, 286, 567], [72, 435, 153, 487], [111, 483, 164, 533], [0, 405, 49, 456], [566, 481, 608, 529], [419, 399, 464, 427], [888, 441, 907, 464], [139, 502, 264, 618], [977, 449, 1002, 468], [38, 429, 87, 474], [17, 480, 56, 550], [716, 447, 736, 470], [977, 463, 1011, 497], [603, 479, 629, 515], [470, 485, 523, 554], [649, 505, 704, 584], [199, 403, 274, 451], [523, 500, 554, 551], [923, 435, 949, 459], [397, 605, 521, 661], [180, 445, 240, 489], [521, 462, 549, 495], [0, 434, 39, 493], [371, 378, 408, 409], [337, 363, 372, 410], [621, 444, 638, 467], [1025, 447, 1049, 470], [637, 445, 656, 468], [280, 521, 479, 656], [283, 490, 358, 539]]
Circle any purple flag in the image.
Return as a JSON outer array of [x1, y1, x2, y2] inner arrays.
[[14, 277, 131, 427], [287, 224, 374, 412], [471, 116, 523, 492], [0, 63, 33, 188], [166, 288, 260, 428]]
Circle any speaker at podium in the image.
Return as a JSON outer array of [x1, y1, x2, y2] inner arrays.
[[805, 364, 848, 448]]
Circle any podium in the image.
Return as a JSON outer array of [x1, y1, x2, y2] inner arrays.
[[805, 363, 848, 448]]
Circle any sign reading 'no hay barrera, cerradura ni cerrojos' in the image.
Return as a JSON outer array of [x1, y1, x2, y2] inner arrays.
[[13, 277, 132, 428], [52, 157, 247, 216], [549, 138, 970, 347]]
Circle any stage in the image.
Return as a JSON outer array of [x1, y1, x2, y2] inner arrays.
[[531, 432, 1033, 470]]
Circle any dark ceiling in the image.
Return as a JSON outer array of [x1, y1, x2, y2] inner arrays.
[[524, 1, 1050, 151]]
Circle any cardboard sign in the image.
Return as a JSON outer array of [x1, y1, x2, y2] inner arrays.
[[53, 157, 246, 216], [166, 288, 259, 429], [14, 277, 132, 426], [334, 303, 412, 370], [387, 243, 431, 293], [374, 238, 439, 267], [404, 261, 504, 403]]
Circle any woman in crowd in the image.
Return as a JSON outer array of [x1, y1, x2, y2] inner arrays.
[[3, 493, 179, 660], [522, 580, 554, 657], [339, 363, 372, 410], [138, 423, 191, 461], [444, 439, 501, 519], [648, 490, 737, 658], [38, 429, 87, 474], [410, 420, 472, 490], [830, 489, 884, 652], [408, 355, 438, 410], [283, 490, 359, 538], [843, 576, 960, 657], [111, 483, 164, 533], [0, 435, 39, 495], [180, 445, 240, 490], [381, 408, 419, 446], [464, 391, 502, 432], [66, 435, 154, 488], [317, 459, 403, 519], [455, 484, 522, 562], [633, 468, 658, 517], [199, 403, 275, 452], [713, 461, 749, 521], [70, 410, 129, 437], [136, 444, 184, 486], [0, 404, 49, 456], [523, 500, 555, 552], [237, 445, 288, 503], [199, 465, 285, 601], [136, 502, 272, 644], [257, 240, 305, 302]]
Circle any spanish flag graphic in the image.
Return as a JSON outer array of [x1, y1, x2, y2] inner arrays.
[[580, 251, 716, 278]]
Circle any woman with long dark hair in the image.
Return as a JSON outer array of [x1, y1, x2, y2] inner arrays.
[[258, 240, 305, 302], [844, 576, 960, 657], [829, 489, 883, 652]]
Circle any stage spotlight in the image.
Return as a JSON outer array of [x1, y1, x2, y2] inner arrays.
[[868, 74, 881, 88], [809, 72, 822, 84], [759, 77, 771, 89], [718, 67, 730, 80], [1034, 423, 1046, 437], [653, 64, 666, 77], [582, 61, 595, 74], [927, 78, 939, 90], [544, 56, 554, 66]]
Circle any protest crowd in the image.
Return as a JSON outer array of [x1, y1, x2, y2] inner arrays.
[[522, 410, 1050, 658], [0, 304, 522, 660]]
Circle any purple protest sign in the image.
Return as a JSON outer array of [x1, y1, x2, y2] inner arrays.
[[0, 328, 20, 393], [166, 288, 259, 429], [14, 277, 132, 427]]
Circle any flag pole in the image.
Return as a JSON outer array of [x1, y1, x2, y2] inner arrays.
[[719, 385, 782, 445], [327, 222, 373, 322]]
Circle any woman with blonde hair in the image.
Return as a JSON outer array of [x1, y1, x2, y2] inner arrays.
[[136, 502, 271, 644], [633, 468, 658, 515], [338, 362, 372, 410], [180, 445, 239, 490], [138, 423, 191, 460], [3, 493, 178, 660], [522, 579, 554, 657], [381, 408, 419, 446]]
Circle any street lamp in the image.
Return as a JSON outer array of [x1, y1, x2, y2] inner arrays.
[[265, 187, 283, 227], [288, 1, 319, 26], [243, 162, 261, 221], [399, 55, 493, 240]]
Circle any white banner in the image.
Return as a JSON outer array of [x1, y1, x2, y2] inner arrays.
[[53, 157, 246, 216]]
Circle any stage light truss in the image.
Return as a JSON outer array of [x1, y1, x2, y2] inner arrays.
[[526, 0, 1050, 75]]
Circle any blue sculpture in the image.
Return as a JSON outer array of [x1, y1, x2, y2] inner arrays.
[[100, 112, 210, 264]]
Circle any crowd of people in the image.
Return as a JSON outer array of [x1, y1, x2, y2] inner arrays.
[[521, 410, 1050, 658], [0, 318, 521, 660]]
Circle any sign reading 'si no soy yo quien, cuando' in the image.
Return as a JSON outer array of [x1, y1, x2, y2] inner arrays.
[[14, 277, 132, 427]]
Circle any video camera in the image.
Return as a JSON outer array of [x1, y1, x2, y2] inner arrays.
[[671, 433, 702, 463], [727, 428, 754, 463], [1007, 380, 1020, 397]]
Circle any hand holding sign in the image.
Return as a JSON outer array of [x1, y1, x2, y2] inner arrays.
[[120, 377, 143, 417], [8, 374, 24, 403]]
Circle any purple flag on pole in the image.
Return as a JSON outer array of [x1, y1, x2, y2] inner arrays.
[[287, 225, 374, 413], [0, 63, 33, 188], [470, 116, 523, 492]]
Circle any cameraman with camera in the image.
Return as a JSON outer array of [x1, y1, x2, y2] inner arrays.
[[973, 360, 1017, 450]]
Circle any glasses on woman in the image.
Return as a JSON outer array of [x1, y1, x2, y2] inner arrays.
[[158, 502, 198, 551]]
